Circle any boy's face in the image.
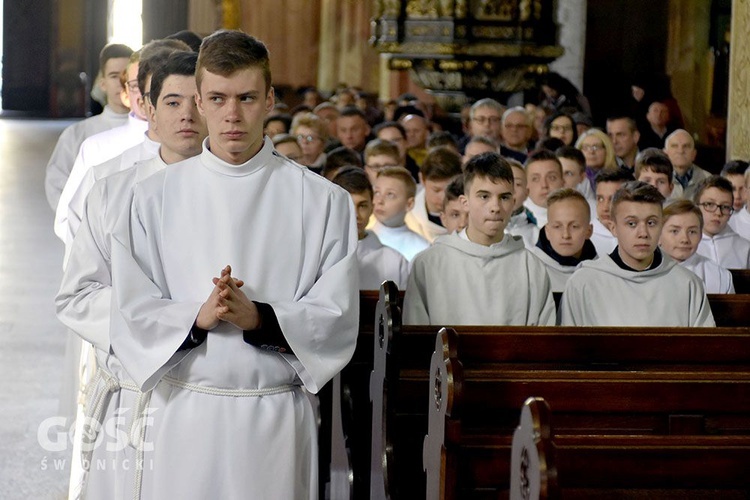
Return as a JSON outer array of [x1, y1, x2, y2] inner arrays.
[[526, 159, 563, 207], [559, 157, 585, 189], [726, 174, 746, 211], [197, 67, 274, 165], [510, 165, 528, 211], [659, 212, 701, 262], [461, 175, 514, 246], [596, 181, 624, 227], [350, 191, 373, 240], [99, 57, 130, 112], [698, 187, 733, 236], [440, 198, 468, 234], [275, 141, 302, 162], [545, 198, 593, 258], [364, 153, 399, 185], [150, 74, 207, 163], [373, 176, 414, 227], [376, 126, 407, 160], [421, 176, 452, 214], [637, 168, 673, 199], [611, 201, 664, 270], [264, 119, 287, 138], [337, 115, 370, 151]]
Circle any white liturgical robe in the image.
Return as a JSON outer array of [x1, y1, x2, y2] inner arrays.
[[64, 136, 161, 261], [56, 155, 169, 499], [109, 137, 359, 499], [506, 209, 540, 249], [696, 225, 750, 270], [680, 252, 735, 294], [45, 105, 128, 210], [403, 231, 555, 325], [357, 231, 409, 290], [560, 251, 715, 326], [370, 219, 430, 262], [405, 187, 449, 243], [530, 246, 584, 293], [729, 207, 750, 241], [54, 114, 148, 247], [590, 218, 617, 256]]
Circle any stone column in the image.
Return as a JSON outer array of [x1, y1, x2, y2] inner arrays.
[[549, 0, 587, 92], [727, 0, 750, 160]]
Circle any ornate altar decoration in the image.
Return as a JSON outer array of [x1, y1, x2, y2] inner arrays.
[[371, 0, 563, 108]]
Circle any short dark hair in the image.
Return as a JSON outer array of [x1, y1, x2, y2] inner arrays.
[[149, 51, 198, 109], [635, 148, 673, 179], [323, 147, 363, 179], [611, 180, 665, 218], [595, 168, 634, 187], [444, 175, 464, 206], [555, 146, 585, 169], [694, 175, 734, 203], [606, 115, 638, 132], [420, 146, 462, 181], [535, 137, 565, 153], [463, 152, 514, 192], [525, 148, 562, 172], [332, 166, 373, 198], [99, 43, 134, 75], [339, 106, 368, 121], [264, 114, 292, 133], [721, 160, 749, 177], [165, 30, 203, 52], [197, 30, 272, 93], [427, 131, 458, 151], [137, 39, 191, 95], [663, 199, 703, 231]]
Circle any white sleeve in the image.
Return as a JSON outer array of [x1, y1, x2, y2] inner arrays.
[[55, 179, 115, 351], [45, 124, 82, 211]]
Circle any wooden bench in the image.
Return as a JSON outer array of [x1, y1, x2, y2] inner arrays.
[[423, 326, 750, 498], [329, 284, 750, 499], [509, 397, 558, 500]]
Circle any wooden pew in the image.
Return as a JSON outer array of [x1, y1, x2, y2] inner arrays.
[[340, 284, 750, 499], [730, 269, 750, 294], [509, 397, 558, 500], [423, 326, 750, 498]]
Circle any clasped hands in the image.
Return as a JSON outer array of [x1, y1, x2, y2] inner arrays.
[[196, 265, 261, 331]]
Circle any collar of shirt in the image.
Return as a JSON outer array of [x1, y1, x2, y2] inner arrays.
[[609, 246, 662, 272], [536, 225, 597, 267], [674, 165, 694, 189]]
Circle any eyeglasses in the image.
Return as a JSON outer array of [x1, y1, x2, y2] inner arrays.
[[296, 134, 321, 144], [581, 144, 604, 153], [472, 116, 501, 125], [550, 124, 573, 133], [126, 79, 140, 94], [698, 201, 734, 216]]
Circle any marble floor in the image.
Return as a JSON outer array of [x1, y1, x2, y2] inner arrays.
[[0, 117, 75, 499]]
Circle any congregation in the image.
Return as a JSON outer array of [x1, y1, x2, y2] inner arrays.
[[44, 27, 749, 500]]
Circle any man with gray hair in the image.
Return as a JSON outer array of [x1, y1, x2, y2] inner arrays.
[[500, 106, 532, 163], [664, 129, 711, 200]]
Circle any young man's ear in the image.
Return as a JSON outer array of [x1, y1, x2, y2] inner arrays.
[[195, 91, 205, 117], [406, 196, 415, 212], [585, 223, 594, 240], [460, 194, 469, 210], [265, 86, 276, 113]]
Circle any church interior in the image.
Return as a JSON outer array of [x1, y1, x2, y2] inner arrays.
[[1, 0, 749, 498]]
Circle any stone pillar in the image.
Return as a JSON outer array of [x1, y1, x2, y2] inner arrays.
[[549, 0, 587, 92], [666, 0, 710, 136], [727, 0, 750, 160]]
